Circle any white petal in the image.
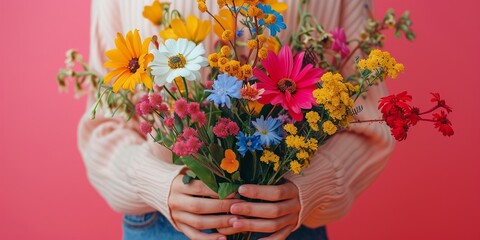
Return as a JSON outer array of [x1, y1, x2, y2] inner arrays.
[[185, 63, 201, 71], [154, 75, 168, 86], [165, 39, 178, 53], [151, 66, 171, 76], [166, 71, 179, 83]]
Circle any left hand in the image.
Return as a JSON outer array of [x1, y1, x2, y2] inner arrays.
[[217, 181, 301, 240]]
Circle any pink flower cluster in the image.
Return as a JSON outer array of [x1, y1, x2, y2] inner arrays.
[[213, 118, 240, 138], [136, 93, 169, 116], [331, 28, 350, 59], [172, 127, 203, 156], [174, 98, 207, 127]]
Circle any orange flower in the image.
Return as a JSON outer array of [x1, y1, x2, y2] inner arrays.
[[220, 149, 239, 173]]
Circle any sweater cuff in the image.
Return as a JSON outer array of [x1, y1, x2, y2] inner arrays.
[[288, 146, 354, 230], [128, 141, 186, 230]]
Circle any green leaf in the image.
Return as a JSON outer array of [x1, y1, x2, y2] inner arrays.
[[182, 175, 194, 184], [209, 143, 224, 163], [181, 156, 219, 192], [172, 153, 183, 165], [231, 171, 242, 182], [218, 182, 240, 199]]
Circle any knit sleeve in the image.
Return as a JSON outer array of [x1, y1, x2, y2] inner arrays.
[[78, 0, 184, 226], [285, 0, 395, 229]]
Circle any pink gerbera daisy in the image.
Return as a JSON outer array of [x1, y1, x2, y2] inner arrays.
[[254, 45, 323, 121]]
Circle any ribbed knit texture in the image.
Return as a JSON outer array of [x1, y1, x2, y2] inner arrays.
[[79, 0, 393, 231]]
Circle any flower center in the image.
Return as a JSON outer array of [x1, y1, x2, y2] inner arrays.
[[168, 54, 187, 69], [264, 14, 277, 24], [128, 58, 140, 73], [261, 130, 268, 135], [277, 78, 297, 93]]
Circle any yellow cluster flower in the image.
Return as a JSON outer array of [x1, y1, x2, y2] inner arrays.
[[260, 150, 280, 164], [290, 160, 302, 174], [220, 45, 231, 57], [247, 6, 264, 18], [305, 111, 321, 131], [222, 30, 234, 41], [213, 57, 253, 80], [286, 135, 307, 150], [358, 49, 404, 80], [322, 120, 337, 135], [208, 53, 220, 67], [258, 47, 269, 60], [260, 150, 281, 172], [296, 150, 310, 160], [313, 72, 356, 123], [306, 138, 318, 152], [247, 39, 258, 50], [196, 0, 207, 12], [283, 124, 297, 135]]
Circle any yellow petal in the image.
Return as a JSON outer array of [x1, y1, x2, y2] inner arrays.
[[186, 15, 200, 41], [171, 18, 190, 39], [159, 28, 179, 41], [104, 68, 127, 84], [105, 49, 129, 63], [114, 33, 132, 59], [195, 19, 211, 43], [141, 73, 153, 90]]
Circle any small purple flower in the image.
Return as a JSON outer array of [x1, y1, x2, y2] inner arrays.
[[331, 28, 350, 59]]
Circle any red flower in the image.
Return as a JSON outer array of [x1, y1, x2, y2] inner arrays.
[[431, 92, 452, 113], [390, 119, 409, 141], [378, 91, 412, 117], [433, 111, 454, 136], [405, 107, 420, 126]]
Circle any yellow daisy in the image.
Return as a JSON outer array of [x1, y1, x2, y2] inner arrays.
[[142, 0, 167, 26], [160, 15, 211, 44], [104, 30, 153, 92]]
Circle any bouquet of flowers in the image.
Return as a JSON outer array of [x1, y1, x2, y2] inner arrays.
[[58, 0, 453, 239]]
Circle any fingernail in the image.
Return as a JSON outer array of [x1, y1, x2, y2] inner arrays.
[[217, 237, 226, 240], [238, 186, 247, 194], [233, 221, 244, 229], [231, 205, 241, 214], [228, 217, 237, 225]]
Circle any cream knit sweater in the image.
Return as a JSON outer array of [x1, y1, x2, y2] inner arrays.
[[78, 0, 394, 230]]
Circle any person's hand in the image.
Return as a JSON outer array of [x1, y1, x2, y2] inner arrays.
[[217, 181, 301, 240], [168, 175, 242, 240]]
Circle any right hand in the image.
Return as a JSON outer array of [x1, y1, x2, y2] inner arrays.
[[168, 175, 242, 240]]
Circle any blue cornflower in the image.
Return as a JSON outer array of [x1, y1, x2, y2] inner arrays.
[[257, 4, 286, 36], [205, 73, 242, 108], [236, 29, 245, 38], [236, 131, 263, 156], [252, 116, 282, 146]]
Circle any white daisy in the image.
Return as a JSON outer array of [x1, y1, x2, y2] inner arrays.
[[149, 38, 208, 86]]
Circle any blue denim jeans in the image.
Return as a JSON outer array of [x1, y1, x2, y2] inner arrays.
[[123, 212, 328, 240]]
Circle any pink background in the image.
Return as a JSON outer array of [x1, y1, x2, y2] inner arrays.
[[0, 0, 478, 239]]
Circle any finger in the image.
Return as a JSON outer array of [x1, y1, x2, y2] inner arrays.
[[231, 214, 295, 233], [172, 211, 237, 230], [170, 194, 242, 214], [176, 222, 226, 240], [230, 198, 300, 218], [238, 182, 298, 201], [174, 177, 219, 198], [259, 225, 296, 240], [216, 217, 244, 235]]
